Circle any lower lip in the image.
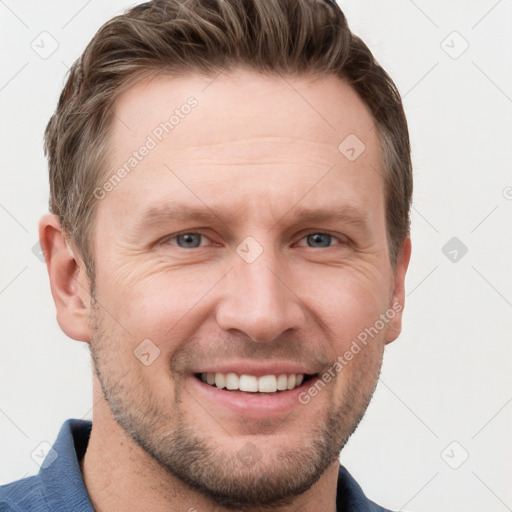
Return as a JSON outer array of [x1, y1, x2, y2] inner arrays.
[[189, 375, 314, 418]]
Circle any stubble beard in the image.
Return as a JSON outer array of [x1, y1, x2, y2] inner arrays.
[[87, 297, 383, 510]]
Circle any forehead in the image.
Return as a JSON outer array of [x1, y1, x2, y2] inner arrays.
[[102, 70, 384, 226], [112, 70, 378, 153]]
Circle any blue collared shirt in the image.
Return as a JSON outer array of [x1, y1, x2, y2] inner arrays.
[[0, 419, 395, 511]]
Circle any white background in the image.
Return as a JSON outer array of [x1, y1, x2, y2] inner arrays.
[[1, 1, 511, 511]]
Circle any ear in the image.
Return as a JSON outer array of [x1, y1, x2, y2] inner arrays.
[[385, 236, 412, 345], [38, 214, 92, 342]]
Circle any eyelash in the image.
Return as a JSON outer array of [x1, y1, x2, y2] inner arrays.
[[161, 230, 349, 249]]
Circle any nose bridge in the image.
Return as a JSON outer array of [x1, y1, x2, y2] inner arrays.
[[215, 238, 304, 342]]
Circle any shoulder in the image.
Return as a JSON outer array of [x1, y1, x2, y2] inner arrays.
[[0, 418, 93, 512], [0, 474, 49, 511], [337, 465, 402, 512]]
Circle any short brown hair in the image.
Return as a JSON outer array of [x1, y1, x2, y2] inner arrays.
[[45, 0, 412, 282]]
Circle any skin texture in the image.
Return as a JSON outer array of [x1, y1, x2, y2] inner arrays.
[[40, 69, 411, 512]]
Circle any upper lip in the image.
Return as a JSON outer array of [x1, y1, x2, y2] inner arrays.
[[190, 361, 321, 377]]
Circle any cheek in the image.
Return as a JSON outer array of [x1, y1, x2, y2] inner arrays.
[[95, 244, 391, 355], [298, 264, 390, 345], [95, 262, 220, 353]]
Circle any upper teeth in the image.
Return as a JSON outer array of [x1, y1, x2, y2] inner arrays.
[[200, 372, 304, 393]]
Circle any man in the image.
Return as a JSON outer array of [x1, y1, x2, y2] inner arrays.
[[0, 0, 412, 510]]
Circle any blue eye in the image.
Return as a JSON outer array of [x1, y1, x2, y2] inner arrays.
[[174, 233, 203, 248], [305, 233, 334, 248], [164, 231, 343, 250]]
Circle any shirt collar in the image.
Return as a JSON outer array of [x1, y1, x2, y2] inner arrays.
[[39, 418, 94, 511], [38, 418, 388, 512]]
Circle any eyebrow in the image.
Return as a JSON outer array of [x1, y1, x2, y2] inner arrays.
[[280, 205, 370, 233], [133, 202, 371, 235], [133, 203, 244, 233]]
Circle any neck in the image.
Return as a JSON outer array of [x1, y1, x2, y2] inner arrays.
[[81, 384, 339, 512]]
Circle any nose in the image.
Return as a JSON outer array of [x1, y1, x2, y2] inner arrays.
[[215, 244, 305, 343]]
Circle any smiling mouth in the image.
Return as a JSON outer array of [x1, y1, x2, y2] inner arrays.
[[194, 372, 317, 393]]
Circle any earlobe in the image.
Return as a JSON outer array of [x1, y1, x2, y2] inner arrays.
[[38, 214, 92, 342], [385, 236, 412, 345]]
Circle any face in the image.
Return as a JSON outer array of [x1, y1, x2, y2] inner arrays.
[[86, 70, 408, 509]]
